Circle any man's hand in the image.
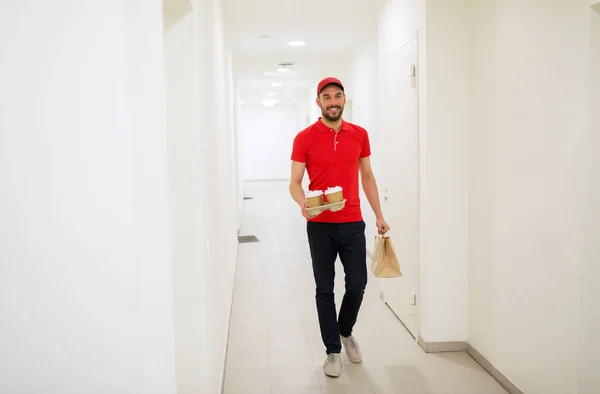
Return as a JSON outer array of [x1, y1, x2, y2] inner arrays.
[[376, 217, 390, 235], [301, 199, 318, 219]]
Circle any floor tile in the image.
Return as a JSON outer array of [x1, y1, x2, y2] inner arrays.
[[268, 332, 310, 353], [361, 361, 419, 387], [224, 388, 270, 394], [223, 366, 271, 391], [321, 385, 375, 394], [268, 323, 308, 340], [373, 381, 456, 394], [228, 321, 267, 338], [226, 350, 270, 371], [270, 351, 316, 370], [452, 375, 509, 394], [404, 352, 488, 382], [272, 389, 322, 394], [271, 368, 321, 390]]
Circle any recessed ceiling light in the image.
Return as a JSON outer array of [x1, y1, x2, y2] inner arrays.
[[288, 40, 306, 47], [271, 82, 282, 87], [260, 35, 270, 39], [277, 67, 290, 73], [262, 99, 279, 107], [267, 92, 276, 96]]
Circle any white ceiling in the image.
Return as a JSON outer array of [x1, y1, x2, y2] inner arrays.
[[222, 0, 381, 105]]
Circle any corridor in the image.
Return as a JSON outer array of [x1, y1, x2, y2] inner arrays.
[[223, 181, 507, 394], [1, 0, 598, 392]]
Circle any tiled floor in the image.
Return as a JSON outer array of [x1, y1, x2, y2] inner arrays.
[[224, 181, 508, 394]]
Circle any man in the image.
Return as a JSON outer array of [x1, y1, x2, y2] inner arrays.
[[289, 77, 390, 378]]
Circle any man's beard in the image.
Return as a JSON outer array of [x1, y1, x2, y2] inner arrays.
[[322, 105, 344, 122]]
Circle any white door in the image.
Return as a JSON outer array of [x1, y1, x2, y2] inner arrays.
[[379, 37, 420, 338]]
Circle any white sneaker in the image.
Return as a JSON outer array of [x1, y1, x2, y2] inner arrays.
[[341, 335, 362, 363], [323, 353, 342, 377]]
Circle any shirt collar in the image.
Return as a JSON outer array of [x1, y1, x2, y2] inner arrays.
[[315, 117, 351, 133]]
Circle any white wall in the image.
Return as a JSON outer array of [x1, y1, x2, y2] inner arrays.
[[469, 1, 593, 393], [421, 0, 470, 343], [376, 0, 469, 344], [198, 0, 239, 392], [347, 1, 600, 392], [347, 30, 380, 253], [581, 5, 600, 392], [377, 0, 426, 337], [0, 1, 239, 393], [0, 1, 177, 393], [163, 6, 208, 393], [124, 1, 179, 392], [159, 1, 241, 392], [375, 1, 598, 392], [165, 0, 239, 392], [239, 105, 305, 181], [233, 82, 245, 225]]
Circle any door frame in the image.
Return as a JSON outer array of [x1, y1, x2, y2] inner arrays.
[[379, 31, 422, 341]]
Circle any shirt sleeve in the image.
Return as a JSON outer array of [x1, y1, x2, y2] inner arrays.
[[360, 129, 371, 158], [291, 133, 307, 162]]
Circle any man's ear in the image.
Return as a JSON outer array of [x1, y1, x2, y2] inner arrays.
[[316, 96, 321, 107]]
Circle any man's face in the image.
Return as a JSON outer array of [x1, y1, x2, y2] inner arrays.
[[317, 84, 345, 122]]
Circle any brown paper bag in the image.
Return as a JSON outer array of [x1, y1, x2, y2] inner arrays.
[[371, 235, 402, 278]]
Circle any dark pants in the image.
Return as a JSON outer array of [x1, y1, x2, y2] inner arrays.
[[306, 220, 368, 354]]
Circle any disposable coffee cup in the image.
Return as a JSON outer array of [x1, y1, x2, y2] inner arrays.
[[325, 186, 343, 204], [305, 190, 324, 208]]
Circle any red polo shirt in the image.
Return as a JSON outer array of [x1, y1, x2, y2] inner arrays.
[[291, 118, 371, 223]]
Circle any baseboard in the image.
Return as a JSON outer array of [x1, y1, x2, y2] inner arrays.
[[219, 248, 239, 394], [417, 335, 467, 353], [416, 336, 523, 394], [467, 344, 524, 394], [219, 297, 234, 394]]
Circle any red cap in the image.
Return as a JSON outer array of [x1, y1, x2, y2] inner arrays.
[[317, 77, 344, 95]]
